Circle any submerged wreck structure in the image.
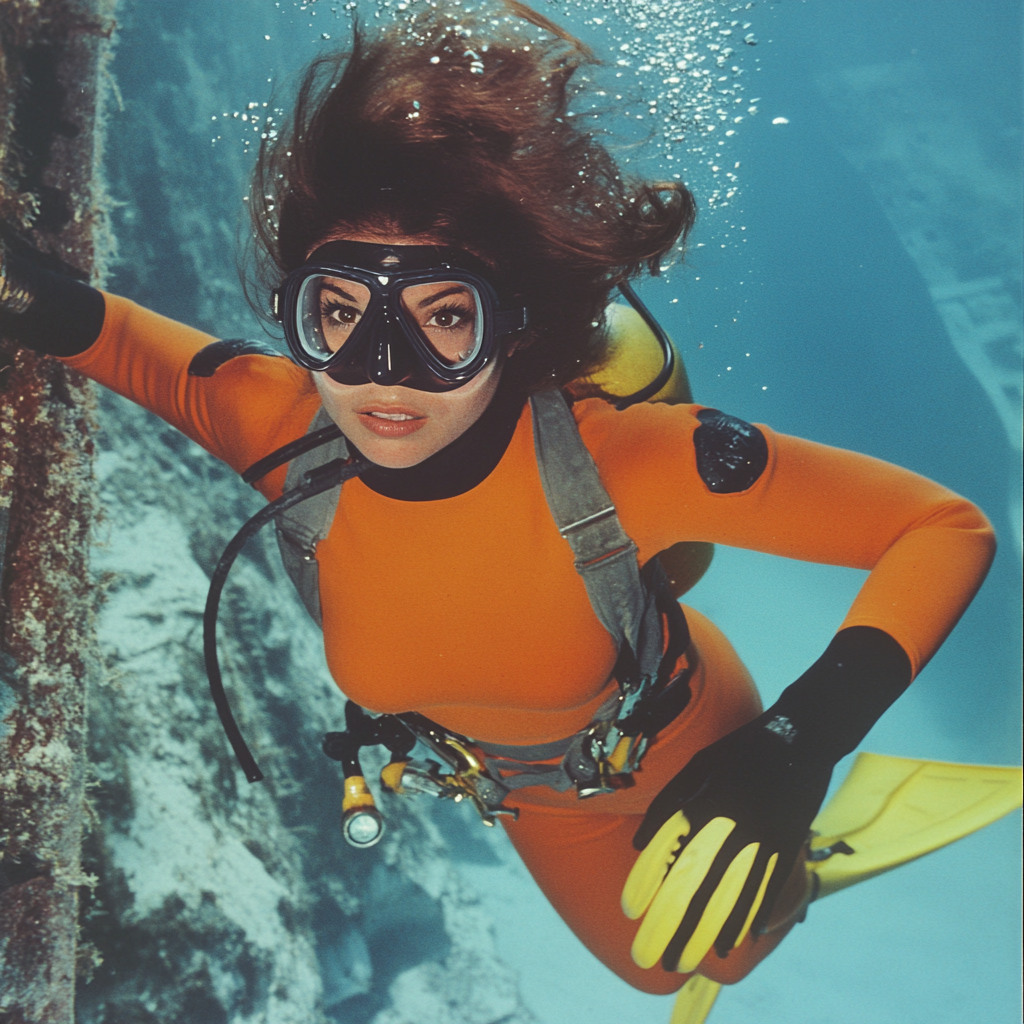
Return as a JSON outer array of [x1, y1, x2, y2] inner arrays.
[[2, 4, 530, 1022], [1, 1, 111, 1019]]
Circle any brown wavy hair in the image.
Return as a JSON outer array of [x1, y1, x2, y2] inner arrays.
[[246, 1, 696, 397]]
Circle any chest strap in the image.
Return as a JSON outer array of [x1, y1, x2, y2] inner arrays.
[[531, 389, 669, 695], [274, 407, 349, 627], [526, 390, 689, 793], [268, 390, 689, 800]]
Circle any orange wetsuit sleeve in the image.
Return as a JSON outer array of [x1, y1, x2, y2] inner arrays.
[[60, 292, 319, 499], [584, 401, 996, 679]]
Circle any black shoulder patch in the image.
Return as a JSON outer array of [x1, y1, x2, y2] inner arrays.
[[694, 408, 768, 493], [187, 338, 286, 378]]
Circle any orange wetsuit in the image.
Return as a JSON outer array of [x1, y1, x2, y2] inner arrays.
[[62, 294, 995, 991]]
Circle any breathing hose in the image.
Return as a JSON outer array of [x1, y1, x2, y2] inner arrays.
[[204, 455, 369, 782]]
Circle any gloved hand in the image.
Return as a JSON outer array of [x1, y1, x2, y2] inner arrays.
[[0, 229, 104, 354], [622, 626, 912, 974], [0, 234, 36, 315], [623, 712, 832, 973]]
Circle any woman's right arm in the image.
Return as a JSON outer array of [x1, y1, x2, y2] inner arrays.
[[1, 243, 319, 498]]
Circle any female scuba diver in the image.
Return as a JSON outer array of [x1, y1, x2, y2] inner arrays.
[[1, 3, 1017, 1021]]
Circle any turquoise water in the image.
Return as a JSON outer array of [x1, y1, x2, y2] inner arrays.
[[102, 1, 1022, 1020]]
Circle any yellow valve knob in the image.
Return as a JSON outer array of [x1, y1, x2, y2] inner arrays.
[[380, 760, 409, 794], [607, 734, 634, 774]]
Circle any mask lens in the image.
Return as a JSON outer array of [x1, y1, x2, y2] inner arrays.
[[399, 281, 484, 367], [297, 274, 372, 361]]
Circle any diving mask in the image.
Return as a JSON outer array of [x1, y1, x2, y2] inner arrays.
[[274, 240, 528, 392]]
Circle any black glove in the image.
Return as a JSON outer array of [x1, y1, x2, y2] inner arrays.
[[622, 626, 911, 973], [0, 231, 104, 355]]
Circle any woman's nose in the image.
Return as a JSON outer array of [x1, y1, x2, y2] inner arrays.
[[366, 315, 416, 386]]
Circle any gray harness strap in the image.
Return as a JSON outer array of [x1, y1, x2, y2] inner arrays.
[[275, 407, 349, 627], [529, 389, 664, 689], [273, 390, 674, 795]]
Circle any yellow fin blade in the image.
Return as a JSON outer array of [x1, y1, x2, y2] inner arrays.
[[670, 975, 722, 1024], [810, 753, 1023, 899]]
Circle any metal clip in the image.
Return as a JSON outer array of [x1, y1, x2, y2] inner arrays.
[[567, 717, 644, 799], [392, 753, 519, 825], [391, 715, 520, 824], [429, 736, 520, 825]]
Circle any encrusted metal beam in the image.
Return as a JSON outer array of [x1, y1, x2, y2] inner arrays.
[[0, 2, 114, 1020]]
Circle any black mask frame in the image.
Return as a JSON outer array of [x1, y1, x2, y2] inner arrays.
[[274, 239, 529, 392]]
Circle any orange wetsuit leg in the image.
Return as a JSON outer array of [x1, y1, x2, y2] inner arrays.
[[501, 607, 807, 993]]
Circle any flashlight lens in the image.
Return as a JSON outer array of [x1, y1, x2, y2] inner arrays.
[[343, 808, 384, 848]]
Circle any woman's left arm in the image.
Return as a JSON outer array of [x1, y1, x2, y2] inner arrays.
[[693, 427, 995, 675], [606, 406, 996, 674], [596, 403, 996, 972]]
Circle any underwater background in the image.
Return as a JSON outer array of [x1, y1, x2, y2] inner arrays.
[[83, 1, 1022, 1022]]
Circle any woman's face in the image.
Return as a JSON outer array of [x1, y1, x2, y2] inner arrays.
[[309, 232, 503, 469], [313, 360, 501, 469]]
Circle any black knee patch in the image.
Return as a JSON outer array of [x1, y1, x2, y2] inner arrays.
[[694, 409, 769, 493], [188, 338, 286, 377]]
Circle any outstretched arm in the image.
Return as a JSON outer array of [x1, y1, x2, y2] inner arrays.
[[1, 239, 318, 499], [591, 400, 996, 678]]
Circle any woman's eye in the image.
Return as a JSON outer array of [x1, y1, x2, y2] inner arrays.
[[424, 305, 473, 330], [321, 303, 361, 328], [429, 310, 460, 328]]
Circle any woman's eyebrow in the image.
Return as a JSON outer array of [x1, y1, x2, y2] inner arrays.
[[414, 284, 472, 309], [321, 280, 364, 303]]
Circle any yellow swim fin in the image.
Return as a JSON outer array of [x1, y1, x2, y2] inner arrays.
[[808, 752, 1023, 899], [670, 974, 722, 1024]]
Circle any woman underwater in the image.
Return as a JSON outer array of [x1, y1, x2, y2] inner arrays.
[[0, 1, 1004, 1014]]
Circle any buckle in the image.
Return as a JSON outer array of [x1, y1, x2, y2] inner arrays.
[[566, 720, 642, 799], [388, 720, 520, 825]]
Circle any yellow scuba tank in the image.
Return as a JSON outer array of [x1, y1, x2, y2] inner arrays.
[[593, 301, 694, 405], [588, 298, 714, 600]]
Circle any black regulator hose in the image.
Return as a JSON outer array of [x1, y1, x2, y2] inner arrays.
[[204, 455, 369, 782], [241, 422, 344, 485]]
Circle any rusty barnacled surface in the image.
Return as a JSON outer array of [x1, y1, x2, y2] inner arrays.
[[0, 1, 114, 1020]]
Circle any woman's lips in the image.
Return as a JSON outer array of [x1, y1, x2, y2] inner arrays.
[[356, 407, 427, 438]]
